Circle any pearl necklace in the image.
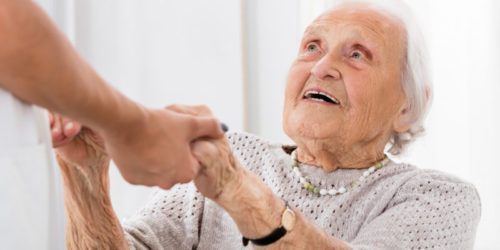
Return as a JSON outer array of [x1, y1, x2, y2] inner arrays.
[[290, 149, 389, 196]]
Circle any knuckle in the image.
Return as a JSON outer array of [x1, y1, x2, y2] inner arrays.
[[177, 174, 193, 184], [166, 104, 179, 109], [155, 173, 176, 189], [196, 104, 208, 111], [122, 172, 143, 186], [165, 104, 183, 113], [196, 105, 213, 115], [187, 116, 200, 129], [123, 175, 138, 185], [210, 117, 221, 128], [176, 168, 197, 184], [157, 181, 174, 190]]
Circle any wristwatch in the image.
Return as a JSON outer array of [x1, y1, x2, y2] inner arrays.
[[242, 200, 296, 246]]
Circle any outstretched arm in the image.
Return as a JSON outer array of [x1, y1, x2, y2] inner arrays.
[[191, 136, 481, 250], [192, 139, 351, 250], [54, 125, 128, 249], [0, 0, 224, 188], [0, 0, 140, 133]]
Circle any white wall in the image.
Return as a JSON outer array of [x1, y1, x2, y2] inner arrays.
[[243, 0, 300, 144], [404, 1, 500, 249]]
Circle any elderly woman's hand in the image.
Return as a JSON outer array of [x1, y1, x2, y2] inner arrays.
[[190, 135, 352, 250], [50, 112, 107, 167], [166, 105, 286, 244], [164, 104, 242, 199], [191, 137, 243, 200], [50, 111, 127, 249]]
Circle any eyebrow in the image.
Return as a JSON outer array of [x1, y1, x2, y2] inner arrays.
[[352, 43, 373, 60], [304, 23, 383, 51]]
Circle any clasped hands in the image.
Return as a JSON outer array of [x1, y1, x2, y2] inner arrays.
[[51, 104, 293, 247], [50, 104, 243, 201]]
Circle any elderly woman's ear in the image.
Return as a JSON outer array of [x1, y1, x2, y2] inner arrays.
[[392, 103, 412, 133]]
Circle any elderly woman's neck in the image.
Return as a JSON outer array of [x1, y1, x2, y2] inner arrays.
[[296, 143, 386, 172]]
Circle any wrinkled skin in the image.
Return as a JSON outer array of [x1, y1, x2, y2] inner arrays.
[[164, 104, 243, 200], [51, 112, 105, 165], [51, 113, 128, 250], [283, 4, 410, 171]]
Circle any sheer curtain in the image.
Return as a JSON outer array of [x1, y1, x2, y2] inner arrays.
[[36, 0, 245, 220]]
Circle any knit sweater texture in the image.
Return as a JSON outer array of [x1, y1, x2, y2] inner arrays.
[[122, 132, 481, 249]]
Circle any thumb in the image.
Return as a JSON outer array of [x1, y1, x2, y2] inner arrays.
[[189, 116, 225, 140], [191, 140, 218, 167]]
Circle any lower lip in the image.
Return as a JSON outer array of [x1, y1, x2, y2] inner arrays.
[[302, 98, 339, 106]]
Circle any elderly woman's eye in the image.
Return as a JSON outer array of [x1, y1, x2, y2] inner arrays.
[[306, 43, 319, 52], [350, 51, 363, 59]]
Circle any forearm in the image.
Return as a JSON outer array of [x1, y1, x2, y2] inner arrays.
[[56, 153, 128, 249], [271, 209, 350, 250], [218, 169, 350, 250], [0, 0, 145, 133]]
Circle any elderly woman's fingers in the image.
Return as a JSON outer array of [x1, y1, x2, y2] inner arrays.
[[192, 140, 219, 166], [61, 117, 82, 138], [191, 139, 221, 198], [51, 113, 65, 143], [191, 136, 241, 201], [50, 113, 82, 148]]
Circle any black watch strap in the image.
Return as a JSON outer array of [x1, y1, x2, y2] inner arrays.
[[242, 226, 287, 246], [241, 201, 294, 246]]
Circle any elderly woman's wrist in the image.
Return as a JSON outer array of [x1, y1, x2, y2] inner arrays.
[[217, 168, 284, 238], [56, 152, 111, 192]]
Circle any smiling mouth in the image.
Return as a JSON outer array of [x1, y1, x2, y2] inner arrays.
[[303, 90, 340, 104]]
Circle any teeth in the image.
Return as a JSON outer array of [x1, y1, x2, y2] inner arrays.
[[304, 90, 339, 104]]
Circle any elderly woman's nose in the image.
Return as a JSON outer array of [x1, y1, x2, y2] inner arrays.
[[310, 55, 341, 80]]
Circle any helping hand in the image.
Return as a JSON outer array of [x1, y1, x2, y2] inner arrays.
[[165, 104, 241, 200], [99, 106, 224, 189]]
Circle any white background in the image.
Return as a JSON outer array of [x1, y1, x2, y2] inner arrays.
[[37, 0, 499, 249]]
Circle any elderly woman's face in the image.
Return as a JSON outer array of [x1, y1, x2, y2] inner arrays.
[[283, 6, 408, 153]]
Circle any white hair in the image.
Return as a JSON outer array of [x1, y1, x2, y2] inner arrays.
[[330, 0, 434, 155]]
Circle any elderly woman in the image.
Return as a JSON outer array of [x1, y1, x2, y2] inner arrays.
[[52, 1, 480, 249]]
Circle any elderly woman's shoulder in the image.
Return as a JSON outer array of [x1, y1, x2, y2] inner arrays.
[[393, 161, 478, 192], [386, 160, 481, 214]]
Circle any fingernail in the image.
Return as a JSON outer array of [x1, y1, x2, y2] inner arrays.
[[220, 122, 229, 132], [52, 127, 60, 133], [64, 122, 74, 131]]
